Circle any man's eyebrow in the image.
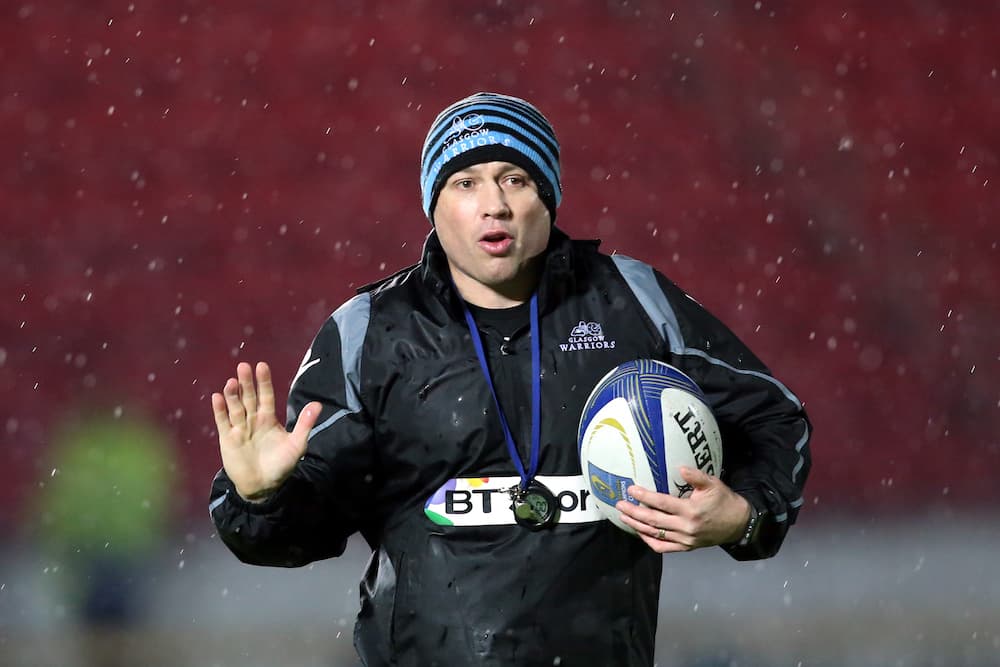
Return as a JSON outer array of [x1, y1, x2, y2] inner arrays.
[[448, 165, 526, 180]]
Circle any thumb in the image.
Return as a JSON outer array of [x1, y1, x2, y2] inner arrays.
[[680, 465, 714, 489], [290, 401, 322, 444]]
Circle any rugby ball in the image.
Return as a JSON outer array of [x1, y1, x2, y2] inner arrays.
[[577, 359, 723, 534]]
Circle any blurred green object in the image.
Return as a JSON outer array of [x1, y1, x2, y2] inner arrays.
[[31, 413, 178, 666], [36, 413, 175, 558]]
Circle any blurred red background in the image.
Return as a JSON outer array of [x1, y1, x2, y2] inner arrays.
[[2, 1, 998, 533]]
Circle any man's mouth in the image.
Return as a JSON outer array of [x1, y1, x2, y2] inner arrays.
[[479, 230, 513, 255]]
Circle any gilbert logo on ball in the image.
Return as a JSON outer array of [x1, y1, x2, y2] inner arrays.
[[577, 359, 723, 535]]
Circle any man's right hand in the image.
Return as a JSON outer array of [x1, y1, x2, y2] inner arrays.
[[211, 361, 321, 501]]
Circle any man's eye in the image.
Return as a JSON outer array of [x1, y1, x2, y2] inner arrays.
[[455, 179, 474, 189], [505, 175, 526, 186]]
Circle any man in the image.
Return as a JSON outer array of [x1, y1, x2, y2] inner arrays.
[[209, 92, 811, 666]]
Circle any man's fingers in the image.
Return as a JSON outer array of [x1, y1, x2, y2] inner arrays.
[[679, 465, 714, 489], [617, 492, 696, 546], [618, 512, 690, 547], [256, 362, 276, 417], [618, 512, 694, 553], [627, 485, 683, 513], [211, 392, 232, 433], [290, 401, 323, 447], [618, 498, 680, 532], [237, 362, 258, 423], [222, 377, 246, 424], [287, 401, 322, 461], [292, 401, 323, 460], [637, 531, 690, 554]]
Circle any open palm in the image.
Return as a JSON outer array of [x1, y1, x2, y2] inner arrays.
[[211, 361, 321, 501]]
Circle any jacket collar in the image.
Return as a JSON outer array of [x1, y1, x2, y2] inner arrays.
[[419, 226, 589, 317]]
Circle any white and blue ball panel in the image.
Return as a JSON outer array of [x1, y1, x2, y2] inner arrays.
[[578, 359, 709, 496]]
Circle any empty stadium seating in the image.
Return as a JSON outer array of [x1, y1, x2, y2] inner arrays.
[[2, 1, 998, 530]]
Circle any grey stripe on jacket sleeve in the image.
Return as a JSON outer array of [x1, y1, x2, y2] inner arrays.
[[303, 292, 371, 440], [611, 255, 685, 353], [612, 254, 803, 406]]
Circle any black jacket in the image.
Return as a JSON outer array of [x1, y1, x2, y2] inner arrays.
[[210, 228, 812, 667]]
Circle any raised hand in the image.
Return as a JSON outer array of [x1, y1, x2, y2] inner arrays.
[[211, 361, 321, 501]]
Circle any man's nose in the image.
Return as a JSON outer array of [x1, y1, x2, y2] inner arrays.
[[481, 181, 512, 218]]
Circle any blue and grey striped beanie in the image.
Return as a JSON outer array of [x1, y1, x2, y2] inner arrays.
[[420, 92, 562, 222]]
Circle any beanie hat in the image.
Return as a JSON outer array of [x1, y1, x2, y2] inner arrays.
[[420, 92, 562, 222]]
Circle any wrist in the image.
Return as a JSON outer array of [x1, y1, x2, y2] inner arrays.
[[736, 498, 767, 547], [725, 495, 753, 544], [233, 482, 278, 504]]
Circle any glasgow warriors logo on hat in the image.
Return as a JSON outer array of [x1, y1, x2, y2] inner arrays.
[[420, 92, 562, 223]]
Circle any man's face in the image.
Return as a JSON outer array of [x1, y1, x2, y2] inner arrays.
[[433, 161, 551, 308]]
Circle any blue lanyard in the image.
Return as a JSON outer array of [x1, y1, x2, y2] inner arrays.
[[461, 293, 541, 491]]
